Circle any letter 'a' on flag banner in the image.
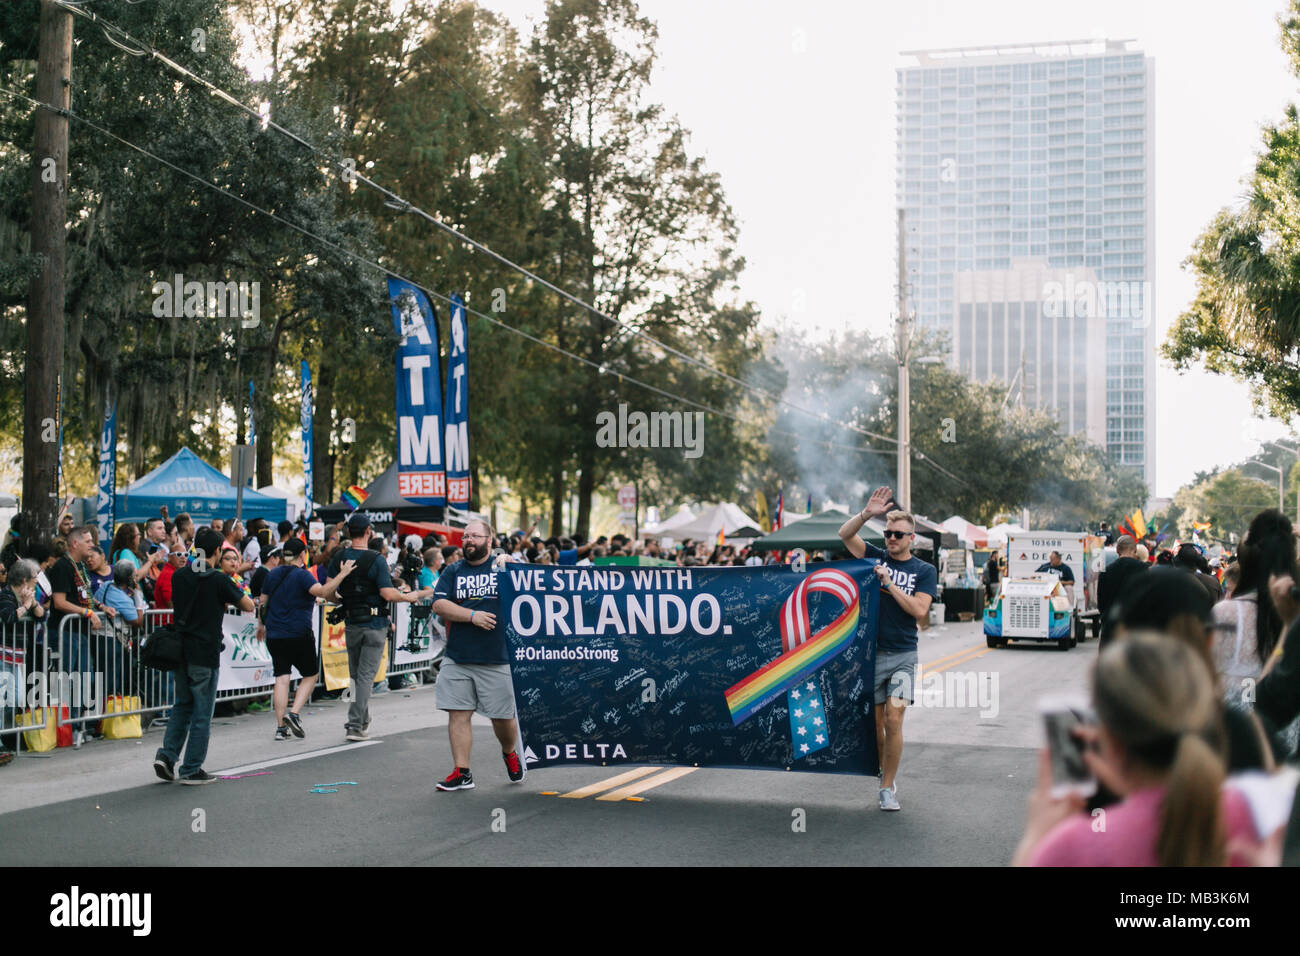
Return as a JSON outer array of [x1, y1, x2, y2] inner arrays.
[[387, 277, 446, 506], [444, 293, 471, 508], [96, 389, 117, 551]]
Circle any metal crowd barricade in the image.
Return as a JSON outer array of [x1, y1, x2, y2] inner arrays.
[[384, 598, 445, 677], [1, 618, 47, 753], [53, 609, 162, 729]]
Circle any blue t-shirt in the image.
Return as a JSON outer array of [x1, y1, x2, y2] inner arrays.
[[94, 582, 140, 623], [418, 567, 437, 589], [557, 548, 579, 566], [261, 566, 319, 640], [433, 558, 505, 665], [863, 544, 938, 652]]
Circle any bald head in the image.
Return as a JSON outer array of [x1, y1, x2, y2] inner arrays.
[[1116, 534, 1137, 557]]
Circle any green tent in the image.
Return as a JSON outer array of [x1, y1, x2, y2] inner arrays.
[[749, 509, 935, 555]]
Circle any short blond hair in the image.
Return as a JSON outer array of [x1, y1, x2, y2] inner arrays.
[[885, 510, 915, 529]]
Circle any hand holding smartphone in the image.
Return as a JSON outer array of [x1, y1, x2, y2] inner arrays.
[[1039, 693, 1097, 798]]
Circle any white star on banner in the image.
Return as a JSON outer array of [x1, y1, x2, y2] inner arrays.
[[806, 682, 815, 692], [813, 717, 823, 727], [815, 734, 825, 744], [790, 689, 801, 700], [793, 709, 804, 718], [799, 743, 809, 753], [797, 726, 807, 736], [809, 700, 820, 710]]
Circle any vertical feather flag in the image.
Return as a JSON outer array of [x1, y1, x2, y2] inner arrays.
[[773, 489, 784, 531]]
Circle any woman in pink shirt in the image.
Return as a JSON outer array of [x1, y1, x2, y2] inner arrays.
[[1013, 632, 1262, 867]]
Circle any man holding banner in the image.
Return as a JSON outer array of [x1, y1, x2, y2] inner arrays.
[[431, 519, 525, 791], [838, 488, 936, 812]]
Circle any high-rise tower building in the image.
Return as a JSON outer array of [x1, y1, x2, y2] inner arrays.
[[896, 39, 1154, 486]]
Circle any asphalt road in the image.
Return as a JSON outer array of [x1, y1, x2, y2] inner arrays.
[[0, 620, 1095, 866]]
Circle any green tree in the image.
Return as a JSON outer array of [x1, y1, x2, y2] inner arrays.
[[1170, 469, 1276, 540], [1164, 2, 1300, 416]]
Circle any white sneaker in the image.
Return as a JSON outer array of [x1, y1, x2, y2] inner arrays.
[[878, 786, 900, 811]]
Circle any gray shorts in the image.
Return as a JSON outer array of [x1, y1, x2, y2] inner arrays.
[[436, 659, 517, 719], [874, 647, 917, 705]]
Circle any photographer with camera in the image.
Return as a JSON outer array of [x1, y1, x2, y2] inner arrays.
[[327, 514, 431, 741], [152, 527, 255, 784]]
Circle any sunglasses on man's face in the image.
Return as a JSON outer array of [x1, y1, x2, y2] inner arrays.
[[884, 530, 911, 540]]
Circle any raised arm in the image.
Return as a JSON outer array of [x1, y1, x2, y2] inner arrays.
[[837, 486, 893, 559]]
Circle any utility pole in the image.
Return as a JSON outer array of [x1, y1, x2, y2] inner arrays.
[[24, 0, 73, 548], [896, 209, 911, 512]]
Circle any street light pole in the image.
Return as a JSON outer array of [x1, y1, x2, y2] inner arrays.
[[1248, 459, 1284, 514], [1266, 440, 1300, 526], [896, 208, 910, 512]]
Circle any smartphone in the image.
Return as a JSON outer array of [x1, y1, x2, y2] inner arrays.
[[1039, 694, 1096, 798]]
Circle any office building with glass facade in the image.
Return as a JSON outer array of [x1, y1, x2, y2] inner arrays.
[[896, 39, 1154, 486]]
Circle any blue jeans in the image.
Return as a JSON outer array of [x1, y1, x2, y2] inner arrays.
[[61, 628, 93, 720], [157, 664, 218, 777]]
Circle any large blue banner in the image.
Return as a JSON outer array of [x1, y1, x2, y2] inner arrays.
[[387, 278, 445, 506], [501, 560, 880, 774], [96, 393, 116, 550], [443, 293, 470, 508], [300, 361, 313, 519]]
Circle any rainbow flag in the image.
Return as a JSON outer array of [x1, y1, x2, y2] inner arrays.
[[342, 485, 369, 510], [716, 527, 725, 547], [1191, 520, 1212, 533], [725, 568, 860, 724]]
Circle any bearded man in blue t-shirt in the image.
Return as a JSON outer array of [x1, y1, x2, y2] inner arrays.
[[838, 487, 937, 813]]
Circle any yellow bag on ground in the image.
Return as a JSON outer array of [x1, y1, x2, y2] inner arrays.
[[101, 695, 142, 739], [20, 708, 57, 752]]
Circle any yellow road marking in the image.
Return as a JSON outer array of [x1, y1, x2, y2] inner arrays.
[[923, 646, 992, 675], [557, 765, 662, 799], [596, 766, 698, 801], [921, 642, 990, 670]]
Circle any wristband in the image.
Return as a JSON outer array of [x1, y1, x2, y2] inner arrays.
[[470, 610, 476, 625]]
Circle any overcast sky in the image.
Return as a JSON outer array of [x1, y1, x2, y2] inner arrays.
[[487, 0, 1300, 498]]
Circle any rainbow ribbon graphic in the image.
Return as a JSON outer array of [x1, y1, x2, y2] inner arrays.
[[724, 567, 860, 758]]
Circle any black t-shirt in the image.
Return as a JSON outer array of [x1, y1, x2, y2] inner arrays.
[[48, 556, 94, 629], [433, 559, 505, 665], [250, 565, 270, 599], [171, 565, 247, 670]]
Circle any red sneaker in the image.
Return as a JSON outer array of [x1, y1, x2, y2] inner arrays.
[[503, 750, 526, 783]]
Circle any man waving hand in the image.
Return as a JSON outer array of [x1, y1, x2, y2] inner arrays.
[[838, 487, 936, 812]]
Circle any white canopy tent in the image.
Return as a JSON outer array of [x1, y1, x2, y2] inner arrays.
[[256, 485, 317, 523], [942, 515, 989, 548], [642, 504, 697, 536], [985, 522, 1025, 547], [662, 502, 763, 542]]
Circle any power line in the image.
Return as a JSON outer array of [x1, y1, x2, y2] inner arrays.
[[49, 0, 908, 453], [0, 85, 964, 488]]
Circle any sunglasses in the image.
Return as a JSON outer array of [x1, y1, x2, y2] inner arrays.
[[884, 530, 912, 540]]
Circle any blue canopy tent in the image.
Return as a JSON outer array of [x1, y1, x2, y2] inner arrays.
[[115, 447, 287, 525]]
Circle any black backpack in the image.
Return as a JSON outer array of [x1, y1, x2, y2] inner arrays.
[[334, 549, 386, 624]]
